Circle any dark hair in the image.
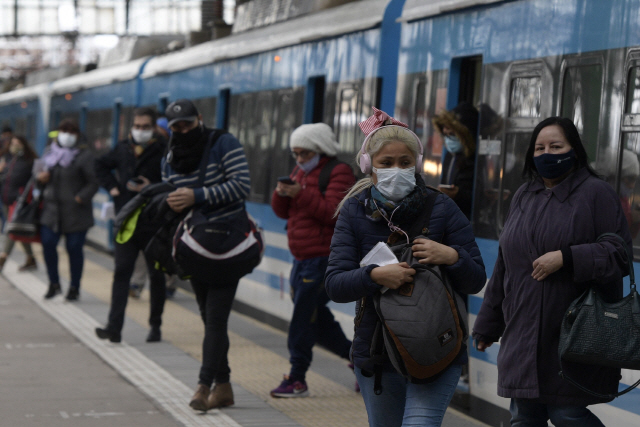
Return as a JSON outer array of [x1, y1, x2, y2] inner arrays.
[[11, 135, 38, 161], [522, 116, 599, 181], [58, 118, 80, 134], [133, 107, 157, 124], [1, 125, 13, 134]]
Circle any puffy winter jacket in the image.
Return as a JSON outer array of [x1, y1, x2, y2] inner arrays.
[[271, 156, 355, 260], [325, 186, 486, 372]]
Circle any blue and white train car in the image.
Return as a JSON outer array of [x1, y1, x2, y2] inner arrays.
[[395, 0, 640, 425]]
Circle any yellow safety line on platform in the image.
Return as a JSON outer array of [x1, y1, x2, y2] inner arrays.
[[32, 245, 369, 427]]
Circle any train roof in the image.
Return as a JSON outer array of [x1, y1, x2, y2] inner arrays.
[[400, 0, 504, 21], [0, 83, 48, 107], [141, 0, 391, 79], [49, 57, 149, 95]]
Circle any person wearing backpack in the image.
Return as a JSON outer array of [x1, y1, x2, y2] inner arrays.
[[160, 99, 251, 412], [270, 123, 356, 397], [325, 107, 486, 427]]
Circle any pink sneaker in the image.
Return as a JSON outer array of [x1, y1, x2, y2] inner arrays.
[[270, 375, 309, 398]]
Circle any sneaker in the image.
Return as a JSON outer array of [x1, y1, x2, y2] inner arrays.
[[129, 284, 142, 299], [18, 256, 37, 272], [270, 375, 309, 398]]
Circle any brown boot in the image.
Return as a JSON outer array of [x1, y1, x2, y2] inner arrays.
[[18, 256, 37, 272], [189, 384, 210, 411], [208, 382, 234, 409]]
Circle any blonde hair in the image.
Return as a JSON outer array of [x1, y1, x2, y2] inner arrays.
[[334, 126, 420, 216]]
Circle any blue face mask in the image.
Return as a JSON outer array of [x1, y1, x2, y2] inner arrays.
[[444, 135, 463, 154], [533, 149, 576, 179], [298, 154, 320, 174]]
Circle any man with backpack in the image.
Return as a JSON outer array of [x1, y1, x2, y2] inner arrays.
[[270, 123, 356, 398]]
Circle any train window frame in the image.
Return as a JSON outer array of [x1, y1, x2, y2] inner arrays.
[[335, 83, 362, 156]]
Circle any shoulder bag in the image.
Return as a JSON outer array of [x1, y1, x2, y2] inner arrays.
[[558, 232, 640, 398], [6, 177, 42, 242]]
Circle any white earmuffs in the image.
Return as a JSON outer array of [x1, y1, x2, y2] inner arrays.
[[358, 126, 424, 174]]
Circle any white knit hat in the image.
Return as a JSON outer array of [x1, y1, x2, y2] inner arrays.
[[622, 149, 640, 178], [290, 123, 339, 156]]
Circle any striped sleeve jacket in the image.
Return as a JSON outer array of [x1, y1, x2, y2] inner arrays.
[[162, 129, 251, 222]]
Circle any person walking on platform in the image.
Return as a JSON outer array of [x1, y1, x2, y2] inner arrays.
[[160, 99, 251, 412], [38, 119, 99, 301], [0, 135, 38, 272], [473, 117, 631, 426], [94, 107, 168, 343], [270, 123, 356, 398]]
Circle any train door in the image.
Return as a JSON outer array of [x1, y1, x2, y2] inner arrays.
[[334, 83, 363, 164], [304, 76, 325, 124], [619, 51, 640, 257], [216, 88, 230, 130]]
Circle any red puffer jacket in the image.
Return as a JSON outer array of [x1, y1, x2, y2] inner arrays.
[[271, 156, 355, 260]]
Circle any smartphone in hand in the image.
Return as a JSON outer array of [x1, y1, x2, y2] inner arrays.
[[278, 176, 295, 185], [438, 184, 454, 189]]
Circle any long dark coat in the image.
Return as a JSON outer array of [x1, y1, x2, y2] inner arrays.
[[39, 144, 99, 234], [472, 167, 632, 405]]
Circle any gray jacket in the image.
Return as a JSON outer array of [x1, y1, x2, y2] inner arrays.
[[39, 145, 99, 233]]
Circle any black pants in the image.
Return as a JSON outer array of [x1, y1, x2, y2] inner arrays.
[[107, 234, 166, 333], [191, 276, 240, 387]]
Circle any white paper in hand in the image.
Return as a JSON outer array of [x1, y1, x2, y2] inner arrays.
[[360, 241, 398, 267]]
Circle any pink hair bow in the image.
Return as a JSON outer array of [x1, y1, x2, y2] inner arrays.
[[358, 107, 408, 136]]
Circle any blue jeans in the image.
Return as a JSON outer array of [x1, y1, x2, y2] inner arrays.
[[355, 364, 462, 427], [40, 225, 87, 290], [510, 398, 605, 427], [288, 256, 351, 381]]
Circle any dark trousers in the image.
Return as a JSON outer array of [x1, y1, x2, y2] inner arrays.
[[510, 398, 605, 427], [191, 276, 240, 387], [40, 225, 87, 289], [107, 235, 166, 333], [288, 256, 352, 382]]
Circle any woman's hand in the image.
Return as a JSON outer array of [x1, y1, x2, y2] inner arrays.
[[474, 339, 493, 352], [532, 250, 563, 281], [167, 187, 196, 212], [370, 262, 416, 290], [276, 181, 301, 198], [37, 171, 50, 184], [412, 238, 459, 265]]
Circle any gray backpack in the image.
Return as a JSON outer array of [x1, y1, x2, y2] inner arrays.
[[370, 192, 468, 392]]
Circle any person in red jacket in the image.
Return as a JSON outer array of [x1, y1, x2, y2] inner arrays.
[[270, 123, 356, 398]]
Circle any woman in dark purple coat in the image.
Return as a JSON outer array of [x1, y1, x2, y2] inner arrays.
[[472, 117, 632, 426]]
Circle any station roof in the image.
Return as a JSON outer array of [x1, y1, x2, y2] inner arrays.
[[400, 0, 504, 22], [141, 0, 391, 78]]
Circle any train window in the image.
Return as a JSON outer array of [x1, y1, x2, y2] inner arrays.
[[509, 77, 541, 118], [410, 78, 428, 146], [336, 85, 362, 155], [560, 64, 602, 160], [619, 136, 640, 255], [625, 67, 640, 114], [86, 109, 113, 155], [192, 97, 217, 128]]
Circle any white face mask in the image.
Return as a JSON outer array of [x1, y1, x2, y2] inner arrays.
[[131, 129, 153, 145], [58, 132, 77, 148], [372, 166, 416, 202]]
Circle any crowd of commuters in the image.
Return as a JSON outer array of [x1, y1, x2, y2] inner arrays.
[[1, 99, 634, 426]]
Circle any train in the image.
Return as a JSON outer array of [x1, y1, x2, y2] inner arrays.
[[1, 0, 640, 425]]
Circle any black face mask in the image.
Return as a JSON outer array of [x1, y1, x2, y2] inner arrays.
[[533, 149, 576, 180], [167, 124, 205, 174]]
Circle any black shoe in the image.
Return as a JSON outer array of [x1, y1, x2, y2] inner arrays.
[[95, 327, 122, 343], [146, 327, 161, 343], [66, 287, 80, 301], [44, 283, 61, 299]]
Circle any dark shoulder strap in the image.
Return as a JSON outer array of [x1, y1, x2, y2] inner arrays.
[[197, 129, 226, 187], [318, 157, 345, 195], [406, 191, 439, 239]]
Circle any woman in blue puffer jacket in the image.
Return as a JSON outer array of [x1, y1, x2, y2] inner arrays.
[[325, 108, 486, 427]]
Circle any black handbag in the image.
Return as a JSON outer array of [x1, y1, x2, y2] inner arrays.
[[558, 233, 640, 398], [6, 177, 41, 237]]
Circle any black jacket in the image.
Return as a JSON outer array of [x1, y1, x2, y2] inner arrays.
[[1, 155, 34, 206], [441, 151, 475, 219], [94, 135, 167, 213]]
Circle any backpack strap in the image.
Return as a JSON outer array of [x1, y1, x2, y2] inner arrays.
[[197, 129, 226, 187], [406, 191, 439, 239], [318, 157, 345, 195]]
